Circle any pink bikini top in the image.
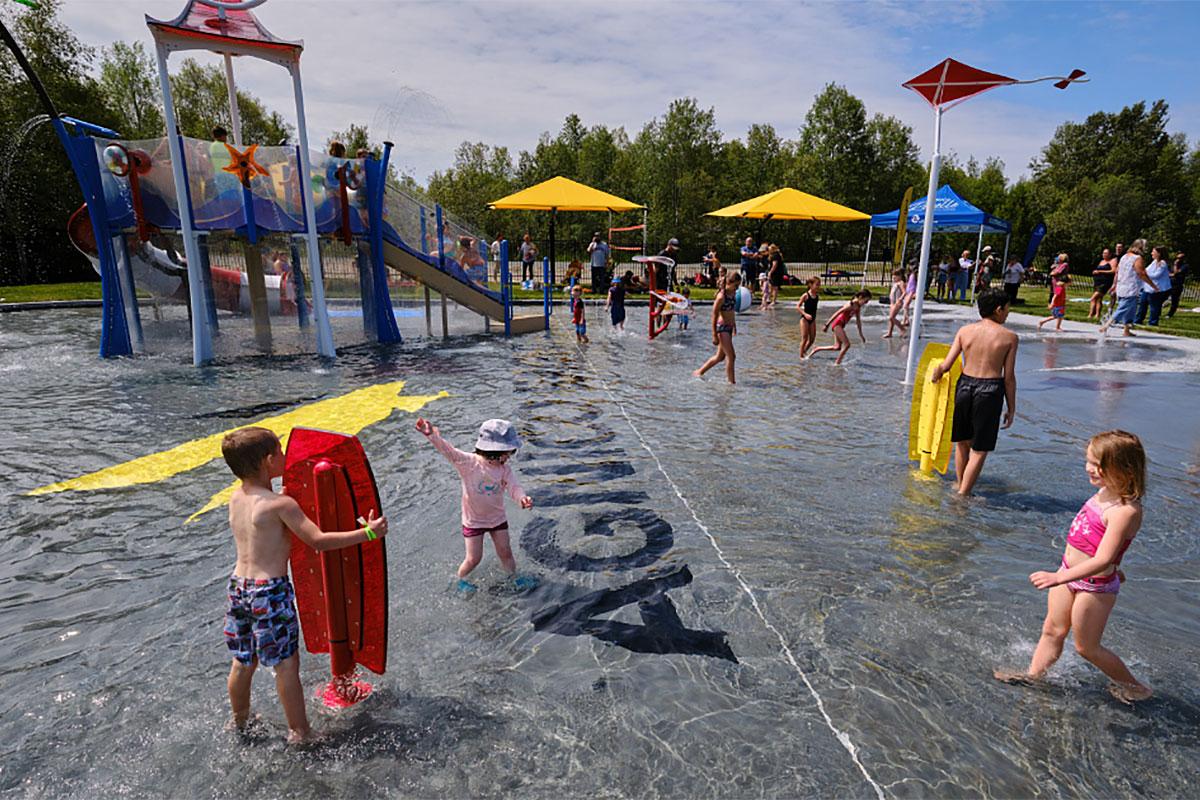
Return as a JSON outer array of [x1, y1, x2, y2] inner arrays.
[[1066, 496, 1134, 564]]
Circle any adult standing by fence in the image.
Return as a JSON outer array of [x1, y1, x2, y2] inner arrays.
[[519, 233, 538, 284], [587, 231, 610, 288], [1168, 251, 1189, 318], [656, 238, 681, 290], [955, 250, 972, 301], [740, 237, 761, 294], [1002, 255, 1025, 304], [1103, 238, 1152, 338], [1089, 247, 1117, 320], [1135, 245, 1173, 326]]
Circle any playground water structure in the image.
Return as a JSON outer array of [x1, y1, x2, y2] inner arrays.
[[1, 0, 546, 368], [3, 304, 1200, 797]]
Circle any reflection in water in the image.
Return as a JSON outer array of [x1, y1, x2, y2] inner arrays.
[[1043, 337, 1060, 370]]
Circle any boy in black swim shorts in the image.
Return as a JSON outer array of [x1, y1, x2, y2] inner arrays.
[[931, 288, 1019, 496], [220, 427, 388, 742]]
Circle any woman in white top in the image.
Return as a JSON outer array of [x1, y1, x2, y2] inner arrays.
[[1134, 246, 1173, 326], [1102, 239, 1152, 337]]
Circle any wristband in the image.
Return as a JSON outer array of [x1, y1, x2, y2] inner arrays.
[[364, 525, 377, 542]]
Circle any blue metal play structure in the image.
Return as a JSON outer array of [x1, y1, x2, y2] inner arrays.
[[3, 0, 544, 365]]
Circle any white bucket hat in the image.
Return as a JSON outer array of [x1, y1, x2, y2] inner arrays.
[[475, 419, 521, 452]]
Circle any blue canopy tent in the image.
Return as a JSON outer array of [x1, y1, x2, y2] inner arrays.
[[865, 185, 1011, 295]]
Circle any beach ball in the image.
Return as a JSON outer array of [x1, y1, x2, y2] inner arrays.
[[734, 286, 753, 312], [103, 144, 130, 177]]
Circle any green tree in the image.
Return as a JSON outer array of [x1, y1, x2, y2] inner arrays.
[[168, 58, 292, 145], [97, 41, 162, 139], [797, 84, 873, 207], [0, 0, 115, 283], [426, 141, 517, 238], [1031, 100, 1194, 266], [327, 122, 372, 155]]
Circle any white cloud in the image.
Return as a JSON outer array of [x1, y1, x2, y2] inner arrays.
[[56, 0, 1197, 201]]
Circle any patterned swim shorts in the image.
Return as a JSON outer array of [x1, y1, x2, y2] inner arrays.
[[224, 575, 299, 667]]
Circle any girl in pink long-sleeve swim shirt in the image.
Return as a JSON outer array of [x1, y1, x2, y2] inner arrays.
[[416, 417, 535, 592]]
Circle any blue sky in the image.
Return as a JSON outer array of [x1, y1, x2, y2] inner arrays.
[[59, 1, 1200, 189]]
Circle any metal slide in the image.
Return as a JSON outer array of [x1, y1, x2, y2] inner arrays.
[[381, 240, 545, 335]]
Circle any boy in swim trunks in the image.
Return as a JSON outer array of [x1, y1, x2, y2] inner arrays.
[[930, 287, 1018, 496], [220, 427, 388, 743]]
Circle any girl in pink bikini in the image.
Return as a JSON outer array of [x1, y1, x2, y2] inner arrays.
[[996, 430, 1152, 703], [808, 289, 871, 365]]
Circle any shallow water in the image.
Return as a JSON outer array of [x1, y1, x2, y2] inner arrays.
[[2, 303, 1199, 798]]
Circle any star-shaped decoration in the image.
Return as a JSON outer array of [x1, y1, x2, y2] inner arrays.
[[222, 142, 270, 188]]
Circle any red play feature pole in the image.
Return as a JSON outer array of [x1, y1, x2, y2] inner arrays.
[[311, 459, 372, 707]]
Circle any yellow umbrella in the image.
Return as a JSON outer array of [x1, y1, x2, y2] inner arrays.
[[706, 187, 868, 221], [489, 177, 644, 282], [490, 176, 644, 212]]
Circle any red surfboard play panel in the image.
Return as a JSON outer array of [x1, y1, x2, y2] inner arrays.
[[283, 427, 388, 676]]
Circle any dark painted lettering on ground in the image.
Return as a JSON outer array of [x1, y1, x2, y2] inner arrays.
[[513, 367, 736, 663]]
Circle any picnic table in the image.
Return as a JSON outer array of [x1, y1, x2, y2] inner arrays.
[[820, 269, 864, 283]]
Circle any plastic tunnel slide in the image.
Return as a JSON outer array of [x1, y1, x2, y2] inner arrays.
[[379, 228, 544, 335]]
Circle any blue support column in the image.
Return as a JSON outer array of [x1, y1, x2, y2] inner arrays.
[[363, 142, 401, 343], [543, 256, 551, 330], [435, 204, 446, 271], [501, 239, 511, 337], [62, 123, 132, 358]]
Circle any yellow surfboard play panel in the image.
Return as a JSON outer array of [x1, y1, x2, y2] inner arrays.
[[907, 342, 962, 475]]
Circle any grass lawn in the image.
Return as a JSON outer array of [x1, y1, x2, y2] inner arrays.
[[0, 282, 103, 303]]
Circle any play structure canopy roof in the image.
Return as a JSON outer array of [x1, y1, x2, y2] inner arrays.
[[147, 1, 303, 66], [488, 176, 643, 212], [870, 184, 1011, 234], [706, 188, 869, 222]]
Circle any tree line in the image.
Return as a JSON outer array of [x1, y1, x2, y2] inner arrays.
[[2, 0, 1197, 285]]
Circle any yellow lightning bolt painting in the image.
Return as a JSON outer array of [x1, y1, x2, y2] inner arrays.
[[28, 380, 447, 522]]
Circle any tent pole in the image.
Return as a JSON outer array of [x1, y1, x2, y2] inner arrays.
[[1001, 232, 1010, 276], [904, 106, 943, 386], [548, 208, 557, 286], [970, 223, 984, 302], [860, 225, 873, 289], [642, 207, 647, 256]]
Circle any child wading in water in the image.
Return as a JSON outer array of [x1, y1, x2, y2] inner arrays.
[[693, 272, 741, 384], [883, 269, 908, 338], [797, 276, 820, 358], [809, 289, 871, 364], [931, 287, 1018, 496], [1038, 273, 1069, 331], [678, 285, 693, 330], [605, 274, 626, 331], [570, 285, 589, 342], [995, 431, 1152, 703], [416, 417, 535, 593], [220, 428, 389, 743]]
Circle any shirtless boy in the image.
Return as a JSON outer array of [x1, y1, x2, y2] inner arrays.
[[930, 288, 1019, 496], [220, 427, 388, 742]]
